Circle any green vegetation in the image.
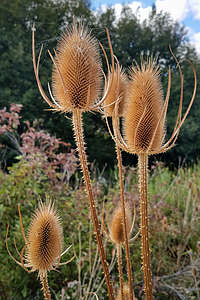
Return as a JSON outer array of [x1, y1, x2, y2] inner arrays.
[[0, 104, 200, 299], [1, 145, 200, 299]]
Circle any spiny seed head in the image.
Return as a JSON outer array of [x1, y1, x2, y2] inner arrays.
[[123, 57, 165, 153], [52, 21, 102, 112], [104, 67, 128, 117], [109, 206, 132, 244], [116, 284, 132, 300], [26, 201, 63, 276]]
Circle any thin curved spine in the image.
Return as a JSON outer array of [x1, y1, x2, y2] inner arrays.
[[72, 109, 114, 300]]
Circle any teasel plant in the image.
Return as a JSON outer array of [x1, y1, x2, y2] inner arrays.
[[32, 20, 116, 299], [101, 198, 139, 300], [101, 36, 140, 300], [6, 201, 73, 300], [102, 65, 135, 300], [106, 55, 197, 300], [116, 283, 134, 300]]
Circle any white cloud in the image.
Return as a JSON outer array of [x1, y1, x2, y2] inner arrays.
[[190, 31, 200, 55], [111, 1, 152, 22], [155, 0, 189, 21], [112, 3, 123, 19], [99, 4, 108, 13], [128, 1, 152, 21], [155, 0, 200, 22]]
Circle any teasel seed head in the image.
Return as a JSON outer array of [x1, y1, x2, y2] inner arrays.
[[109, 206, 132, 245], [116, 284, 133, 300], [123, 57, 165, 153], [52, 21, 102, 112], [104, 66, 128, 117], [26, 201, 63, 276]]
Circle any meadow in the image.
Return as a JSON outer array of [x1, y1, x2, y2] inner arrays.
[[1, 103, 200, 299]]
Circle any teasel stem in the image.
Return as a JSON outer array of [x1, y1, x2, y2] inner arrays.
[[72, 109, 114, 300], [116, 145, 134, 300], [40, 273, 51, 300], [117, 243, 124, 299], [138, 153, 153, 300]]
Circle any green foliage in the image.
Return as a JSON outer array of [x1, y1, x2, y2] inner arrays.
[[1, 155, 200, 299]]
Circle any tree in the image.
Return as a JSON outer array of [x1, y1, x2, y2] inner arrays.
[[0, 1, 199, 168]]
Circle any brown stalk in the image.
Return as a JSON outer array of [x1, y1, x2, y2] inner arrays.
[[117, 243, 124, 299], [138, 153, 153, 300], [102, 31, 134, 299], [72, 109, 114, 300], [107, 55, 196, 300], [116, 145, 134, 300], [32, 22, 115, 299], [40, 273, 51, 300]]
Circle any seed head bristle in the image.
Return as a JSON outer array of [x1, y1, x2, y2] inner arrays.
[[123, 57, 165, 153], [52, 21, 102, 112], [104, 67, 128, 117], [109, 206, 132, 244], [26, 201, 63, 276]]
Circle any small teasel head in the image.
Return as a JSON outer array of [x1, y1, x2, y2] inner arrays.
[[6, 201, 73, 300], [104, 65, 128, 117], [26, 201, 63, 276], [123, 56, 165, 154], [109, 206, 132, 245], [116, 284, 136, 300]]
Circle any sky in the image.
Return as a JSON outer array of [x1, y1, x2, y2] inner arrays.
[[91, 0, 200, 56]]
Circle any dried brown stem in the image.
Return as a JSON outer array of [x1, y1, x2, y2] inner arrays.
[[138, 153, 153, 300], [72, 109, 114, 300], [40, 273, 51, 300], [116, 145, 134, 300], [117, 244, 124, 299]]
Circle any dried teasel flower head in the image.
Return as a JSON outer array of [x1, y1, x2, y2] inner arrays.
[[104, 65, 128, 117], [26, 201, 63, 276], [111, 54, 196, 155], [116, 284, 138, 300], [32, 20, 106, 113], [123, 57, 165, 153], [6, 202, 73, 300], [51, 21, 102, 112], [109, 206, 132, 245]]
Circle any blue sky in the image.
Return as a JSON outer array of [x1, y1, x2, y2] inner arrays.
[[91, 0, 200, 56]]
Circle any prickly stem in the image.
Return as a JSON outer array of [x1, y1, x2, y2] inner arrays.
[[72, 109, 114, 300], [40, 273, 51, 300], [116, 145, 134, 300], [138, 153, 153, 300]]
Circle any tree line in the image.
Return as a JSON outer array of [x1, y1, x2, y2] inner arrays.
[[0, 0, 199, 169]]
